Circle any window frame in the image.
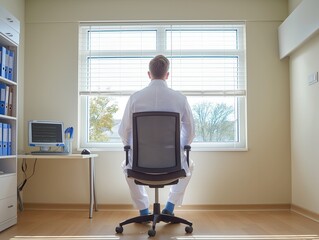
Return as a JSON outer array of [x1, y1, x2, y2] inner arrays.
[[78, 22, 247, 151]]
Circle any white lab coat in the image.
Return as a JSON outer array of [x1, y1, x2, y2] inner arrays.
[[118, 80, 195, 210]]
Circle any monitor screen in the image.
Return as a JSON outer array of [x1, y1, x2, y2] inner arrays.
[[28, 120, 65, 152]]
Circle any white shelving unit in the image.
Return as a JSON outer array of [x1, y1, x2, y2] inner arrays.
[[0, 6, 19, 232]]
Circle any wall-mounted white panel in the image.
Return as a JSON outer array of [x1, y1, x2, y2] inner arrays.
[[278, 0, 319, 59]]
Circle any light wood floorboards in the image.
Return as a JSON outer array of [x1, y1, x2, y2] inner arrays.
[[1, 209, 319, 240]]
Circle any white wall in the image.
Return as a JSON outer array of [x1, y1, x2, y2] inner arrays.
[[272, 0, 319, 216], [288, 0, 319, 213], [22, 0, 291, 206]]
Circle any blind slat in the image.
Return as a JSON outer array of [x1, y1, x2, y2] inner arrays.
[[79, 90, 246, 97]]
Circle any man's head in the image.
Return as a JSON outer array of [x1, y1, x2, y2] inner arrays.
[[148, 55, 170, 80]]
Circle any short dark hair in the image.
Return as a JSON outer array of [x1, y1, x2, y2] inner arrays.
[[149, 55, 170, 79]]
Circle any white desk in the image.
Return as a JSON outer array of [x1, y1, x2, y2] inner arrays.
[[18, 154, 98, 218]]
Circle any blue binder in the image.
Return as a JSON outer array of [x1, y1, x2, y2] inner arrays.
[[8, 50, 14, 81], [2, 123, 8, 156], [7, 123, 11, 155], [4, 85, 9, 115], [0, 123, 2, 156], [5, 48, 9, 79], [0, 46, 6, 78], [0, 83, 6, 115]]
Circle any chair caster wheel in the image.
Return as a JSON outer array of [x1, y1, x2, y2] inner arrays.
[[185, 225, 193, 234], [115, 226, 123, 234], [148, 229, 156, 237]]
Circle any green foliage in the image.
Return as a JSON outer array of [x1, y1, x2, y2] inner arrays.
[[192, 102, 235, 142], [89, 96, 119, 142]]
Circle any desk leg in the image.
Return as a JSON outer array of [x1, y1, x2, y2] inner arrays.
[[93, 168, 97, 212], [89, 156, 97, 218]]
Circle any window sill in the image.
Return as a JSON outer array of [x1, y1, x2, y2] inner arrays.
[[78, 143, 248, 152]]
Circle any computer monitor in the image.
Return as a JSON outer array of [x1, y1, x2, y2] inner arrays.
[[28, 120, 65, 152]]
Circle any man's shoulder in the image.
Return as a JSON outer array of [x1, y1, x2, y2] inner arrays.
[[130, 88, 146, 97], [167, 87, 187, 98], [131, 83, 186, 100]]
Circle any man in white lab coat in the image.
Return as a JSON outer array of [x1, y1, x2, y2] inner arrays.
[[118, 55, 195, 216]]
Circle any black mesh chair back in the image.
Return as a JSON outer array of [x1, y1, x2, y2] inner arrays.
[[132, 111, 181, 173]]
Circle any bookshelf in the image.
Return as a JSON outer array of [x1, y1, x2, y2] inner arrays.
[[0, 6, 19, 232]]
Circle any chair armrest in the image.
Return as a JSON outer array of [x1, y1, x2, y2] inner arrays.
[[124, 145, 131, 166], [184, 145, 191, 166], [184, 145, 191, 151], [124, 145, 131, 151]]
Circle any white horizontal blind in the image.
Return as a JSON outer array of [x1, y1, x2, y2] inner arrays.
[[78, 22, 246, 97], [78, 22, 247, 150]]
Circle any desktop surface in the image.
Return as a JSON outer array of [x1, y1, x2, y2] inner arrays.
[[18, 153, 98, 159]]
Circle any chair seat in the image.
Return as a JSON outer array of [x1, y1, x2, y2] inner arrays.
[[127, 169, 186, 187]]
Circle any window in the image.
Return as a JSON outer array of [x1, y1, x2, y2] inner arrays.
[[79, 22, 247, 150]]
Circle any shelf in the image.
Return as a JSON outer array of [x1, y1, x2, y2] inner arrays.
[[0, 172, 15, 178], [0, 115, 16, 121], [0, 32, 17, 47], [0, 155, 16, 159], [0, 76, 16, 86]]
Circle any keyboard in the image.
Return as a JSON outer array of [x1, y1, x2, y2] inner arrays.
[[31, 151, 69, 155]]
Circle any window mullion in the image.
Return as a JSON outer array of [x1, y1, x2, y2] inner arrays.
[[156, 26, 167, 54]]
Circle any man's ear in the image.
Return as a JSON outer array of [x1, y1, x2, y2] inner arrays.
[[165, 72, 169, 79], [148, 71, 152, 79]]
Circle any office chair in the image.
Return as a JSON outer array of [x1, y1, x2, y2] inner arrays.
[[115, 111, 193, 237]]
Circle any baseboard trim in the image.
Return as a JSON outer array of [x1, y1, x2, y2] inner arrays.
[[291, 204, 319, 223], [23, 203, 91, 211], [23, 203, 291, 212], [177, 204, 291, 211], [23, 203, 135, 211], [23, 203, 319, 223]]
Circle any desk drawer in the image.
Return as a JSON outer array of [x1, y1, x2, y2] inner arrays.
[[0, 174, 16, 199], [0, 195, 16, 223]]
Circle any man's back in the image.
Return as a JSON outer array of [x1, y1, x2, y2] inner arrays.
[[119, 79, 194, 150], [130, 80, 187, 114]]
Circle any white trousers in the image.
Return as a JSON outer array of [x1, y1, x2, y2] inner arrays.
[[123, 160, 194, 210]]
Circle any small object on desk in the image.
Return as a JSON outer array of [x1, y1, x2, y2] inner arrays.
[[81, 148, 91, 155], [63, 139, 72, 154], [64, 127, 74, 154], [64, 127, 74, 139]]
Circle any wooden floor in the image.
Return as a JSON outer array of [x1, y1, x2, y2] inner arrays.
[[1, 209, 319, 240]]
